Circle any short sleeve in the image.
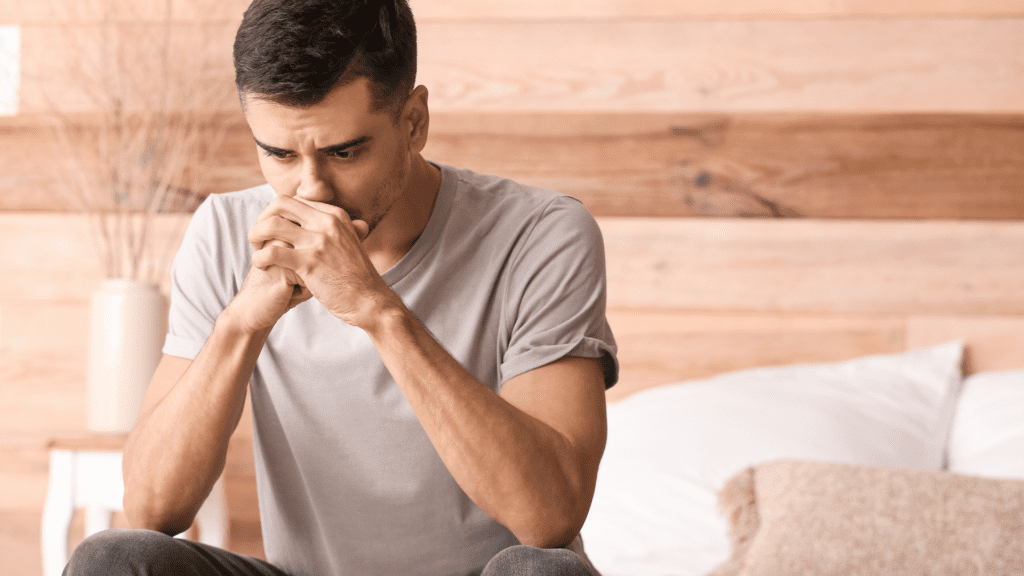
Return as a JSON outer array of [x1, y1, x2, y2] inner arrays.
[[500, 196, 619, 388], [162, 194, 250, 360]]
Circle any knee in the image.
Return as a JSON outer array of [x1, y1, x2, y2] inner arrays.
[[482, 545, 594, 576], [64, 529, 175, 576]]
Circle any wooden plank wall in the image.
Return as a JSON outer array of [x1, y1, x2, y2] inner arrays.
[[2, 1, 1023, 574], [2, 1, 1023, 217]]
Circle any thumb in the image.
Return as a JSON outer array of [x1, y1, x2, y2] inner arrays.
[[352, 219, 370, 241]]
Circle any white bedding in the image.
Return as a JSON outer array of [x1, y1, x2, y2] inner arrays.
[[581, 342, 966, 576]]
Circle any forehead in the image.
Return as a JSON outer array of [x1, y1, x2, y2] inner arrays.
[[242, 77, 390, 145]]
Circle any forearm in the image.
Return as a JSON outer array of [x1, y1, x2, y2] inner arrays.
[[365, 306, 591, 547], [123, 311, 269, 534]]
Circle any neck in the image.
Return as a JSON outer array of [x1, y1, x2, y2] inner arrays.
[[364, 154, 442, 274]]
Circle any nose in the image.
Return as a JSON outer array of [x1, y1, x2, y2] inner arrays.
[[294, 159, 335, 203]]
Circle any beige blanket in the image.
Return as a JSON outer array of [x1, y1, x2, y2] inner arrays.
[[709, 460, 1024, 576]]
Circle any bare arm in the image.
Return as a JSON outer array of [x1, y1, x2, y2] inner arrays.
[[123, 240, 313, 534], [367, 306, 607, 547], [122, 320, 267, 534]]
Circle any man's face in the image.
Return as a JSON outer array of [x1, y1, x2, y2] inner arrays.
[[242, 78, 411, 232]]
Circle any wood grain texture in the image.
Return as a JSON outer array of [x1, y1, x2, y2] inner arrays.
[[600, 218, 1024, 315], [14, 19, 1024, 114], [0, 442, 50, 512], [6, 214, 1024, 313], [417, 19, 1024, 113], [17, 22, 238, 116], [906, 316, 1024, 373], [0, 214, 188, 302], [4, 0, 1024, 24], [414, 0, 1024, 19], [0, 357, 86, 434], [0, 511, 43, 576], [0, 116, 259, 212], [3, 113, 1023, 219], [606, 310, 906, 401], [426, 113, 1024, 219]]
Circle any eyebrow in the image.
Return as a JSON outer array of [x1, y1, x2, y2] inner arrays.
[[253, 135, 372, 155]]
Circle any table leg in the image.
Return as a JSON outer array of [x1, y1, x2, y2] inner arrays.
[[42, 450, 75, 576], [84, 505, 112, 537]]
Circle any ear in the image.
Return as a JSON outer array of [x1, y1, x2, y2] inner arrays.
[[403, 85, 430, 154]]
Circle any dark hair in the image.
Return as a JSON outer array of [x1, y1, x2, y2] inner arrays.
[[233, 0, 417, 115]]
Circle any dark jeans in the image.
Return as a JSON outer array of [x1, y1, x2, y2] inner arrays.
[[64, 529, 601, 576]]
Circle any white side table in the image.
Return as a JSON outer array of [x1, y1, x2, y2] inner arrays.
[[42, 435, 229, 576]]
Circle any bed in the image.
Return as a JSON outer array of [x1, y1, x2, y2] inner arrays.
[[580, 217, 1024, 576]]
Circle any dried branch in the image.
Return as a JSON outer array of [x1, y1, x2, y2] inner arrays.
[[40, 0, 237, 284]]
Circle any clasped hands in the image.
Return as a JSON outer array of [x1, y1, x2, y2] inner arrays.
[[229, 194, 394, 333]]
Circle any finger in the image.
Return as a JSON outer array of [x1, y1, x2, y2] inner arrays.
[[255, 237, 294, 252], [259, 194, 341, 230], [251, 246, 272, 271], [251, 243, 301, 272], [278, 265, 305, 289], [248, 217, 303, 251], [351, 219, 370, 241], [287, 284, 313, 309], [288, 197, 370, 243], [291, 196, 354, 225], [265, 238, 294, 249]]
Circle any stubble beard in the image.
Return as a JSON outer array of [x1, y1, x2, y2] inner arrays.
[[362, 152, 411, 234]]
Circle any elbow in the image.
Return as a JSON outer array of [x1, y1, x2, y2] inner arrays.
[[510, 458, 599, 548], [514, 515, 586, 549], [123, 485, 196, 536], [510, 496, 591, 549]]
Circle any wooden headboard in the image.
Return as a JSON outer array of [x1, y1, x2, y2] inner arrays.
[[600, 218, 1024, 401]]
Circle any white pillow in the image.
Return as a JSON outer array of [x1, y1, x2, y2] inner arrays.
[[947, 368, 1024, 479], [580, 342, 964, 576]]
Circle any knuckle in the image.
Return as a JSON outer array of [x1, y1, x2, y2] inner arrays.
[[248, 222, 266, 240], [261, 197, 284, 218], [311, 210, 333, 230], [309, 245, 326, 264], [269, 217, 285, 235], [329, 205, 349, 221]]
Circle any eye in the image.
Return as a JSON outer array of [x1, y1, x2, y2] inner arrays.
[[263, 149, 292, 160], [330, 149, 356, 160]]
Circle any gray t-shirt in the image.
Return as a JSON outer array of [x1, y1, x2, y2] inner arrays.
[[163, 163, 618, 576]]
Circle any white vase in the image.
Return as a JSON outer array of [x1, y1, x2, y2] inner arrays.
[[87, 279, 167, 434]]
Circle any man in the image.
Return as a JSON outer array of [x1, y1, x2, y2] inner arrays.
[[65, 0, 617, 574]]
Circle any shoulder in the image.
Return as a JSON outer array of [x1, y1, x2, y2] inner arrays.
[[447, 165, 563, 209], [444, 165, 600, 238], [438, 166, 605, 280]]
